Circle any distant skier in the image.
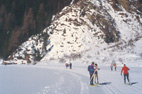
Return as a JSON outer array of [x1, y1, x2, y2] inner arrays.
[[110, 64, 113, 71], [94, 63, 100, 84], [65, 63, 69, 69], [121, 64, 130, 84], [69, 62, 72, 69], [114, 63, 117, 71], [111, 60, 116, 71], [88, 62, 95, 85]]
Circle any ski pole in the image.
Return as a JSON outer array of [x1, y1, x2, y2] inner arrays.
[[90, 73, 94, 81], [128, 72, 131, 85], [121, 74, 124, 83], [90, 72, 95, 82]]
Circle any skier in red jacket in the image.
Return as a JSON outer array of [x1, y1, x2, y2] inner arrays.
[[121, 64, 130, 84]]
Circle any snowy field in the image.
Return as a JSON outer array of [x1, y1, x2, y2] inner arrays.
[[0, 62, 142, 94]]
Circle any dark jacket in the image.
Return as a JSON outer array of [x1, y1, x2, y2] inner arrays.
[[88, 64, 94, 74]]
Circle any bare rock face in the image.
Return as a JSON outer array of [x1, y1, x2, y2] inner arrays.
[[111, 0, 142, 13]]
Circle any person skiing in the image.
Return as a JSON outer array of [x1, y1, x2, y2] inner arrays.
[[114, 63, 117, 71], [65, 63, 69, 69], [94, 63, 100, 84], [69, 62, 72, 69], [110, 64, 113, 71], [121, 64, 130, 84], [88, 62, 95, 85]]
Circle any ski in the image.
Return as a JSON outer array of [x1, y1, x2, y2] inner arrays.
[[90, 83, 100, 87], [125, 83, 132, 86], [90, 84, 97, 87]]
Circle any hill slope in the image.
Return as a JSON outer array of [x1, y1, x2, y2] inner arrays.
[[7, 0, 142, 65]]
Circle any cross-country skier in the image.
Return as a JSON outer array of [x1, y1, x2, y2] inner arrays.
[[69, 62, 72, 69], [94, 63, 100, 84], [65, 63, 69, 69], [88, 62, 95, 85], [114, 63, 117, 71], [110, 64, 113, 71], [121, 64, 130, 84]]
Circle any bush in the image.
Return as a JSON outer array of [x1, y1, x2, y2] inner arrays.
[[59, 58, 66, 63], [64, 53, 82, 60]]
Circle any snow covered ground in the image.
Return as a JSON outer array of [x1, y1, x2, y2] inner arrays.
[[0, 62, 142, 94]]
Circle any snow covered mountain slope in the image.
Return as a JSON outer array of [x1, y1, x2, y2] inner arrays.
[[6, 0, 142, 65]]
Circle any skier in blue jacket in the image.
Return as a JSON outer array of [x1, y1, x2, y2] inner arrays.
[[88, 62, 95, 85]]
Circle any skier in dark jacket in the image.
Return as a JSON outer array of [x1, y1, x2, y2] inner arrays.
[[69, 62, 72, 69], [121, 64, 130, 84], [88, 62, 95, 85]]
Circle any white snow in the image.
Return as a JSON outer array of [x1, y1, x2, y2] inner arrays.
[[1, 0, 142, 93], [0, 62, 142, 94]]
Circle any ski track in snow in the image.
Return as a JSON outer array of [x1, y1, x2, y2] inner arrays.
[[38, 68, 90, 94], [99, 67, 142, 94], [36, 64, 141, 94], [0, 63, 142, 94], [38, 71, 81, 94], [99, 71, 124, 94], [68, 72, 89, 94]]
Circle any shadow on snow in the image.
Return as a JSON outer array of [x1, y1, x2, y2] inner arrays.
[[99, 82, 112, 85], [130, 82, 138, 85]]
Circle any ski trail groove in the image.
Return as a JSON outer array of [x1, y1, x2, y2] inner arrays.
[[68, 72, 89, 94], [99, 78, 123, 94]]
